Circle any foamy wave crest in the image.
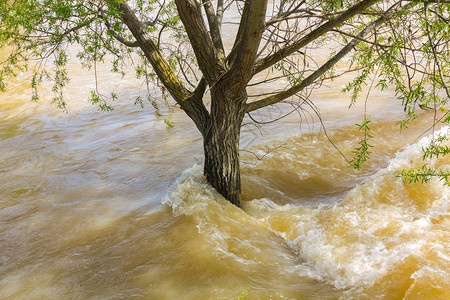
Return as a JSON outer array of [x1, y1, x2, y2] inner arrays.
[[161, 164, 227, 215], [388, 125, 450, 171], [247, 127, 450, 291], [162, 127, 449, 293], [162, 165, 303, 273]]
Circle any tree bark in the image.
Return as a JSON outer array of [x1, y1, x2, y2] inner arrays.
[[203, 84, 247, 208]]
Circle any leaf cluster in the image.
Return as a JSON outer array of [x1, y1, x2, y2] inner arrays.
[[341, 1, 450, 131], [396, 164, 450, 185], [350, 118, 374, 170], [397, 134, 450, 185]]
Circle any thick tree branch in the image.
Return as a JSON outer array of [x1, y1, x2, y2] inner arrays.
[[252, 0, 380, 76], [216, 0, 224, 28], [226, 2, 249, 67], [110, 1, 191, 102], [100, 10, 139, 47], [175, 0, 223, 83], [108, 0, 210, 135], [227, 0, 268, 92], [201, 0, 225, 58], [181, 77, 210, 135], [106, 30, 139, 47], [246, 2, 407, 113], [100, 3, 164, 49]]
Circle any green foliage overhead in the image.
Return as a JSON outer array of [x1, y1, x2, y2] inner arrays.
[[0, 0, 183, 110]]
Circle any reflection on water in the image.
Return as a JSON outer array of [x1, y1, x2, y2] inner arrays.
[[1, 55, 449, 299]]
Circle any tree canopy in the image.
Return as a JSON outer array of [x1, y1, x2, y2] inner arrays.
[[1, 0, 450, 206]]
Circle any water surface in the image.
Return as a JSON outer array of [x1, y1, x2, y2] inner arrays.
[[0, 50, 449, 299]]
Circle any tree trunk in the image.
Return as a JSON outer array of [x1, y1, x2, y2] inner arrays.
[[203, 84, 246, 208]]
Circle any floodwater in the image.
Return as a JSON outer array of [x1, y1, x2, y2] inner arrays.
[[1, 47, 449, 299]]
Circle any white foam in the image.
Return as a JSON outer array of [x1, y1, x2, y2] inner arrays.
[[388, 125, 450, 171], [248, 127, 450, 289], [161, 126, 450, 291]]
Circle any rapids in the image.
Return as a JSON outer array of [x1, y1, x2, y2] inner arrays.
[[1, 50, 449, 300]]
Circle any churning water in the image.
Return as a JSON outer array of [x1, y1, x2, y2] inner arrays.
[[0, 50, 449, 299]]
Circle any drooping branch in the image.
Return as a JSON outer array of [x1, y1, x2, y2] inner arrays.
[[424, 2, 450, 101], [175, 0, 224, 83], [252, 0, 380, 76], [246, 2, 410, 113]]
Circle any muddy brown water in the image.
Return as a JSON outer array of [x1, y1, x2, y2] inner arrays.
[[0, 44, 449, 299]]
